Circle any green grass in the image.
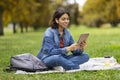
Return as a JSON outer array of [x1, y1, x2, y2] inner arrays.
[[0, 25, 120, 80]]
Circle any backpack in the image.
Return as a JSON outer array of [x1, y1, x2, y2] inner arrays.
[[8, 53, 48, 72]]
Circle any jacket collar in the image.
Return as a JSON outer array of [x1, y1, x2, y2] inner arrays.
[[55, 28, 66, 36]]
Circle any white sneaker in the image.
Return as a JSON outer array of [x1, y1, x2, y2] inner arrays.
[[53, 66, 65, 72]]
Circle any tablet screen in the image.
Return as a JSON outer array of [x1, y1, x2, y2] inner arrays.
[[77, 33, 89, 44]]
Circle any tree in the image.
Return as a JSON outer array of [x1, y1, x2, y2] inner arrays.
[[0, 0, 81, 35], [0, 0, 19, 35], [32, 0, 55, 30], [10, 0, 40, 33], [0, 6, 4, 35], [81, 0, 120, 27], [73, 3, 79, 25]]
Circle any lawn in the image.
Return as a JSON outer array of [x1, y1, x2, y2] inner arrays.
[[0, 25, 120, 80]]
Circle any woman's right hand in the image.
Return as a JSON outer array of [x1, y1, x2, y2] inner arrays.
[[66, 43, 79, 52]]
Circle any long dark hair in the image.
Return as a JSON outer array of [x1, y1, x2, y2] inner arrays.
[[49, 7, 70, 29]]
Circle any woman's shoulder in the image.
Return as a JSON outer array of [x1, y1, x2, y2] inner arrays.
[[45, 27, 54, 33], [44, 27, 55, 37], [64, 28, 71, 35]]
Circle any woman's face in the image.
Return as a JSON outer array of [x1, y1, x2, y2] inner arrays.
[[56, 13, 70, 29]]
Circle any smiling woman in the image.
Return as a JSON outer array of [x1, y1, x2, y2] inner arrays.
[[37, 7, 89, 71], [55, 13, 70, 29]]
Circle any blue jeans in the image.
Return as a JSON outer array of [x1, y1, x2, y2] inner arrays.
[[43, 53, 89, 70]]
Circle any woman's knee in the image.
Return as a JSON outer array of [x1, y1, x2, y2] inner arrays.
[[44, 55, 62, 62], [43, 55, 63, 67]]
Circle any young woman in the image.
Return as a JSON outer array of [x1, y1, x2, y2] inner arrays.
[[37, 7, 89, 70]]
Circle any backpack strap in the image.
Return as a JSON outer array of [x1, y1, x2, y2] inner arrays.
[[3, 66, 17, 72]]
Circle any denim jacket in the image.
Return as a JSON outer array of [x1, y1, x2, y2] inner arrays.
[[37, 27, 83, 60]]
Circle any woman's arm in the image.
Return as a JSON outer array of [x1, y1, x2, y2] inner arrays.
[[68, 35, 83, 55]]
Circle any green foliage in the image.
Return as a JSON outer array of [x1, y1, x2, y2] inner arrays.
[[81, 0, 120, 27], [0, 0, 81, 35], [0, 26, 120, 80], [0, 0, 55, 32]]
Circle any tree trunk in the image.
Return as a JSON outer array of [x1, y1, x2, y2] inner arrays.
[[20, 23, 24, 33], [0, 6, 4, 36], [25, 24, 28, 32], [13, 22, 17, 33], [74, 3, 79, 25]]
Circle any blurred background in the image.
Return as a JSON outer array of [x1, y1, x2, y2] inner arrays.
[[0, 0, 120, 36]]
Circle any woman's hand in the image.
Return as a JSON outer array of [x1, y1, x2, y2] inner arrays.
[[79, 41, 86, 51], [66, 43, 79, 52]]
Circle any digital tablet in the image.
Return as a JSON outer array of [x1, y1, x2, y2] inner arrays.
[[77, 33, 89, 44]]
